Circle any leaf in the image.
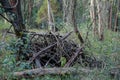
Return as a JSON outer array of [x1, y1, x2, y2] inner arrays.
[[60, 57, 66, 67]]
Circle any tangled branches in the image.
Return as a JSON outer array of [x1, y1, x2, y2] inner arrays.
[[26, 31, 84, 68]]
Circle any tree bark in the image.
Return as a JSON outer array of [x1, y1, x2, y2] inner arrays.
[[108, 4, 112, 30], [114, 0, 119, 32], [63, 0, 73, 26], [28, 0, 34, 25]]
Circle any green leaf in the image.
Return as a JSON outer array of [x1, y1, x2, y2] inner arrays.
[[60, 57, 66, 67]]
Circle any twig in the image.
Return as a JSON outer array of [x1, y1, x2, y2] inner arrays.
[[0, 14, 11, 23]]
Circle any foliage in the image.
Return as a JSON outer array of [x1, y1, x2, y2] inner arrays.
[[36, 0, 60, 24], [0, 37, 33, 79], [0, 0, 120, 80], [0, 21, 10, 30], [0, 23, 120, 79], [60, 57, 67, 67]]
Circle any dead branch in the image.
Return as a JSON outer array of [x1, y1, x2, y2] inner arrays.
[[64, 47, 83, 67], [35, 58, 42, 68], [13, 67, 92, 77], [29, 31, 73, 63], [29, 32, 62, 38]]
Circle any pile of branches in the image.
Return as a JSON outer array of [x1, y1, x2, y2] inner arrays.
[[27, 31, 84, 68], [13, 31, 117, 78], [10, 31, 104, 77]]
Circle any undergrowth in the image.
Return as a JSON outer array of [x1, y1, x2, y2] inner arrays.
[[0, 23, 120, 80]]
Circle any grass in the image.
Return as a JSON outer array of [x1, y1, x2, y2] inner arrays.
[[0, 22, 120, 80], [0, 21, 10, 30]]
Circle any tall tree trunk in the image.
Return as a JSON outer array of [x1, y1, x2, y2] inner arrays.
[[63, 0, 73, 26], [114, 11, 118, 32], [28, 0, 34, 25], [97, 0, 104, 41], [108, 4, 112, 30], [63, 0, 68, 23], [72, 0, 84, 44], [90, 0, 97, 36], [114, 0, 119, 32], [47, 0, 55, 32], [62, 0, 84, 43]]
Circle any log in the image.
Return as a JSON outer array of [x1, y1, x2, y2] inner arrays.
[[13, 67, 92, 77]]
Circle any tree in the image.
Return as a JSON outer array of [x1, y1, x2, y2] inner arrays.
[[47, 0, 55, 32], [36, 0, 59, 30], [96, 0, 104, 40], [90, 0, 97, 36], [63, 0, 73, 26], [0, 0, 26, 38], [114, 0, 119, 32], [63, 0, 84, 44]]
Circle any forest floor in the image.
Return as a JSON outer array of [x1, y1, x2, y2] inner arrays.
[[0, 22, 120, 80]]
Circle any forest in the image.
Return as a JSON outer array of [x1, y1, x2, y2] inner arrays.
[[0, 0, 120, 80]]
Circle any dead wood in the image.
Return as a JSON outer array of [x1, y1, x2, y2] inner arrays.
[[64, 47, 83, 67], [35, 58, 42, 68], [29, 32, 62, 38], [110, 67, 120, 79], [29, 31, 73, 63], [7, 31, 87, 68], [13, 67, 92, 77]]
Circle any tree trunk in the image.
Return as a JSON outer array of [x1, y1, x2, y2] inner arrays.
[[90, 0, 97, 36], [114, 0, 119, 32], [63, 0, 73, 26], [108, 4, 112, 30], [47, 0, 56, 32], [97, 0, 104, 41], [28, 0, 34, 25], [0, 0, 27, 59], [62, 0, 84, 44], [72, 0, 84, 44], [0, 0, 26, 38]]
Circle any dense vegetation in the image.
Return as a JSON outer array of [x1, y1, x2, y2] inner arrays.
[[0, 0, 120, 80]]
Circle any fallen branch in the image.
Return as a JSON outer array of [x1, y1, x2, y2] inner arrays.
[[29, 31, 73, 63], [29, 32, 62, 38], [64, 47, 83, 67], [13, 67, 92, 77]]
